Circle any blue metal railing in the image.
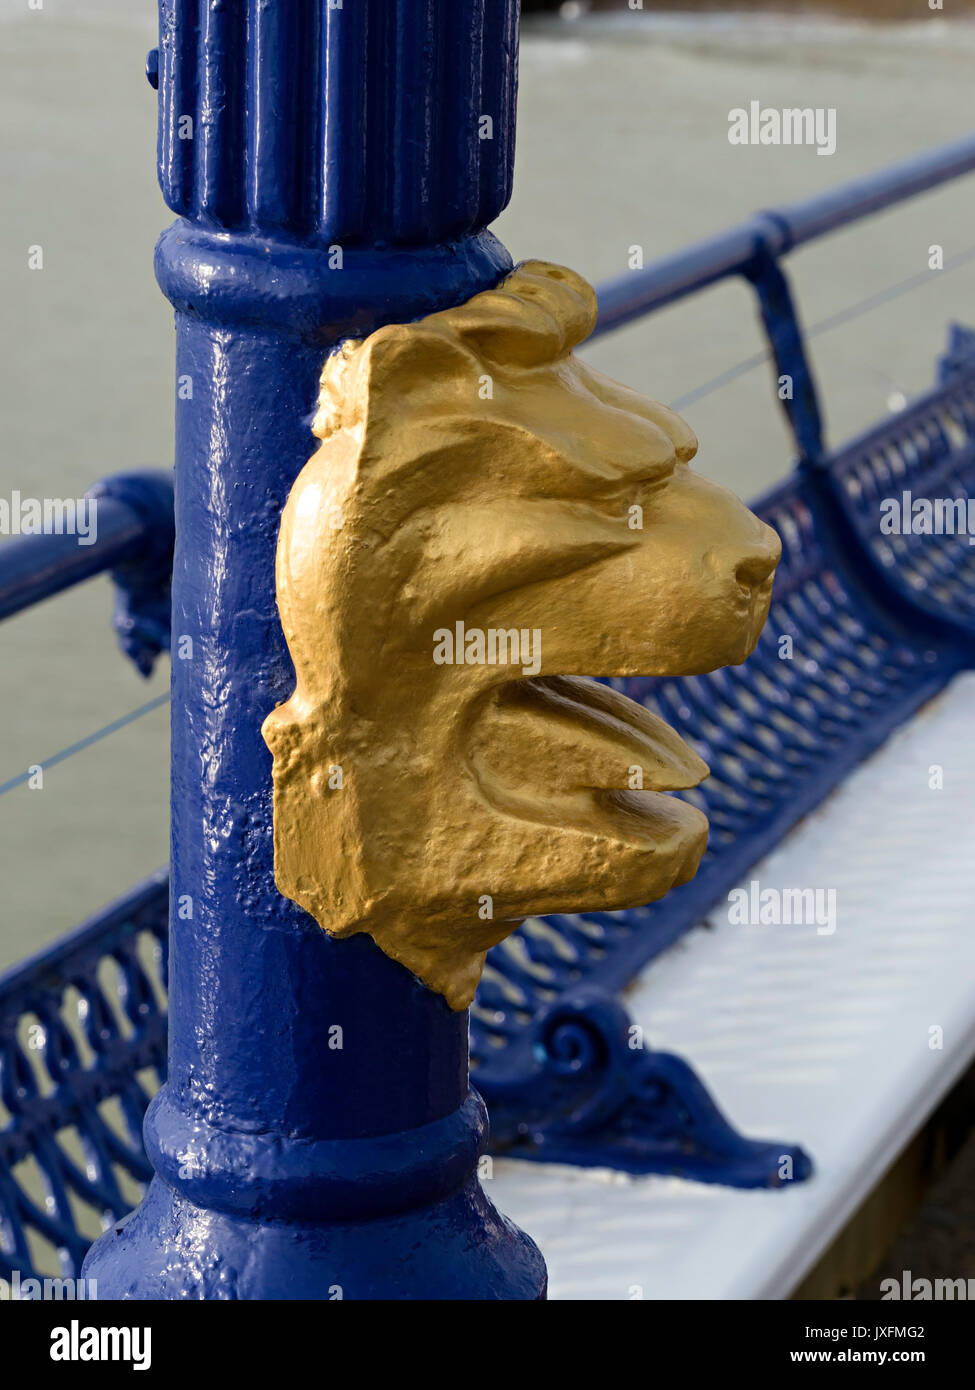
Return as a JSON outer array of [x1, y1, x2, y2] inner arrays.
[[7, 137, 974, 637], [0, 498, 146, 621], [595, 132, 975, 333], [5, 133, 975, 1281], [0, 471, 175, 678], [594, 132, 975, 469]]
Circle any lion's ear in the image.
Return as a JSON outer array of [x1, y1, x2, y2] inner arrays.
[[314, 324, 480, 441], [427, 261, 597, 367], [313, 262, 598, 443], [362, 322, 481, 389], [578, 360, 699, 464]]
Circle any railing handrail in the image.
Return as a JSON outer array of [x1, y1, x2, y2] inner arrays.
[[0, 471, 174, 625], [0, 470, 175, 676], [0, 495, 146, 623], [593, 131, 975, 337]]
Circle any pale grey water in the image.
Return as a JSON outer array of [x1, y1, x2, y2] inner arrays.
[[1, 2, 974, 969]]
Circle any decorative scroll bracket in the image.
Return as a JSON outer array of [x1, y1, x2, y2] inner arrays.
[[480, 989, 813, 1188]]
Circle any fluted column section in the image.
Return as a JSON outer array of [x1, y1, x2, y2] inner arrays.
[[157, 0, 518, 244]]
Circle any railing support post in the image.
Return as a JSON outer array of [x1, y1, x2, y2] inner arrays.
[[83, 0, 546, 1300]]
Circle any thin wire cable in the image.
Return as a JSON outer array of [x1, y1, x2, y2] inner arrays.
[[0, 693, 170, 798], [670, 244, 975, 412]]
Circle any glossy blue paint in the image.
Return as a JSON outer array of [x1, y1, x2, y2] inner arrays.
[[82, 0, 545, 1300], [154, 0, 518, 243]]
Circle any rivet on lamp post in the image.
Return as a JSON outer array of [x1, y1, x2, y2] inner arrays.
[[83, 1, 779, 1300]]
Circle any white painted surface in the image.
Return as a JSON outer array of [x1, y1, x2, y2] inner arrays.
[[490, 672, 975, 1300]]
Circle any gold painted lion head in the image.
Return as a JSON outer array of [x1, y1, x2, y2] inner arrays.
[[262, 261, 780, 1009]]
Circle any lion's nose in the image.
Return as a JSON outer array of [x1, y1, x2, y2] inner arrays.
[[735, 546, 778, 591]]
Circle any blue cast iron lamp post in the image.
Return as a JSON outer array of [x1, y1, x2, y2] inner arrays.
[[83, 0, 546, 1300]]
